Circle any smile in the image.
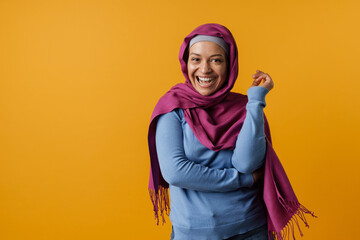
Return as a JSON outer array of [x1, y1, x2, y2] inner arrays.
[[196, 76, 216, 85]]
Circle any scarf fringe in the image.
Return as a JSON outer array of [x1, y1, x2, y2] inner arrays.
[[149, 186, 170, 225], [269, 201, 317, 240]]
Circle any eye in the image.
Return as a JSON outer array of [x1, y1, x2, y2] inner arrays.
[[211, 58, 223, 63], [191, 57, 200, 62]]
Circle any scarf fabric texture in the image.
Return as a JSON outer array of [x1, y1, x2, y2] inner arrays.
[[148, 23, 316, 240]]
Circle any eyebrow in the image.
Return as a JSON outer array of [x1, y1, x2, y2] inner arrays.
[[190, 53, 224, 58]]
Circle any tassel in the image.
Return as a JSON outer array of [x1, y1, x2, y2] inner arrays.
[[149, 186, 170, 225], [269, 201, 317, 240]]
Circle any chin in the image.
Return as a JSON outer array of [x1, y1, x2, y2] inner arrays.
[[197, 88, 216, 96]]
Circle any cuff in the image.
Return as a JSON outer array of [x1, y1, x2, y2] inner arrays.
[[247, 86, 269, 103], [239, 173, 254, 188]]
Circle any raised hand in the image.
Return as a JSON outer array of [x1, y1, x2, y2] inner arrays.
[[251, 70, 274, 92]]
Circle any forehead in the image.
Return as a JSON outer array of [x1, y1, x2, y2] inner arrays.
[[189, 41, 226, 56]]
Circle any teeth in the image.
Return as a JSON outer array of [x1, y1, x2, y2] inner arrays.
[[198, 77, 214, 81], [197, 77, 215, 84]]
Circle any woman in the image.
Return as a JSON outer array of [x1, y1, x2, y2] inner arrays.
[[148, 23, 314, 240]]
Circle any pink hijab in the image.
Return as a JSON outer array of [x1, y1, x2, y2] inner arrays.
[[148, 23, 316, 240]]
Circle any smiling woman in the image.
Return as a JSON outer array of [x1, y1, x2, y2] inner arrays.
[[187, 40, 227, 96], [147, 23, 315, 240]]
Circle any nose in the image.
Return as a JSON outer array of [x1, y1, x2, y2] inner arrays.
[[199, 61, 212, 74]]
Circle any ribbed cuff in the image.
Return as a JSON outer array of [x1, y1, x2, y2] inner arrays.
[[247, 86, 269, 103]]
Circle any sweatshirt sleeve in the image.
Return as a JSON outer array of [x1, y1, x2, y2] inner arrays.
[[232, 86, 268, 174], [155, 111, 254, 192]]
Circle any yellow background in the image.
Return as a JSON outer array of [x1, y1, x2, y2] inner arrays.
[[1, 0, 359, 239]]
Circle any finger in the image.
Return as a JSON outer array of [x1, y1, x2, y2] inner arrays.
[[258, 73, 271, 82], [262, 76, 272, 84], [254, 76, 263, 82], [251, 82, 259, 87], [255, 75, 265, 82], [259, 76, 270, 84], [251, 78, 261, 87], [254, 71, 267, 78], [252, 70, 263, 77], [252, 70, 263, 78]]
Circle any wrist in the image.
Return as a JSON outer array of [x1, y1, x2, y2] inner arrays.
[[247, 86, 268, 103]]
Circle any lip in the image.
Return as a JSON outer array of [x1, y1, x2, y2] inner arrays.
[[196, 76, 217, 88]]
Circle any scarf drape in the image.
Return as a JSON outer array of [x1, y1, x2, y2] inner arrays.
[[148, 23, 316, 240]]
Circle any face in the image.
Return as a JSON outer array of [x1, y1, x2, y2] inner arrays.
[[187, 41, 227, 96]]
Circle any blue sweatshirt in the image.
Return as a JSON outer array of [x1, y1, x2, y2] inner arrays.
[[155, 86, 269, 240]]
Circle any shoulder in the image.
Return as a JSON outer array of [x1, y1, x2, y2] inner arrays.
[[157, 109, 185, 125], [155, 109, 185, 137]]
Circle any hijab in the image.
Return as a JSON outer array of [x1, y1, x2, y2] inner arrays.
[[148, 23, 316, 240]]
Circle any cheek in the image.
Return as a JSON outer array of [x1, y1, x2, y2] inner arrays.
[[223, 63, 228, 77], [218, 66, 227, 80], [187, 65, 196, 78]]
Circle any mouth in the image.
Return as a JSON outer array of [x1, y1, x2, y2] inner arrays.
[[196, 76, 216, 87]]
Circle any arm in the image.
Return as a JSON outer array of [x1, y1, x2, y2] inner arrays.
[[232, 86, 268, 174], [155, 111, 253, 192]]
